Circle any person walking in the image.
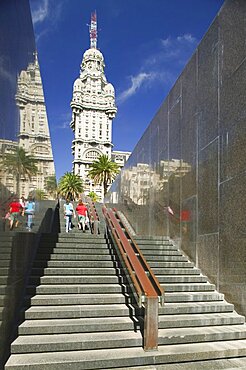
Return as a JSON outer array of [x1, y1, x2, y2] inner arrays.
[[75, 200, 88, 232], [8, 197, 23, 230], [25, 197, 35, 231], [63, 199, 74, 233]]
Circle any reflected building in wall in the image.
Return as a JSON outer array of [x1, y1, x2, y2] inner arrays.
[[16, 53, 55, 196], [0, 0, 55, 200], [107, 0, 246, 317], [120, 163, 161, 205]]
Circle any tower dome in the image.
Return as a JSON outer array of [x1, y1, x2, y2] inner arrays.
[[83, 48, 104, 63]]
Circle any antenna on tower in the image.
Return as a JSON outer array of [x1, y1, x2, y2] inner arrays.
[[89, 10, 97, 49]]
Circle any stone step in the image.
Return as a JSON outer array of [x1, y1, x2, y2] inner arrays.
[[0, 251, 11, 258], [24, 304, 131, 319], [36, 248, 111, 255], [159, 301, 234, 315], [11, 330, 143, 354], [151, 267, 201, 275], [18, 316, 137, 335], [5, 339, 246, 369], [164, 291, 224, 302], [0, 267, 10, 275], [35, 253, 113, 261], [0, 241, 12, 246], [33, 260, 115, 268], [148, 261, 194, 268], [31, 267, 117, 275], [162, 283, 215, 292], [29, 275, 120, 285], [155, 275, 207, 283], [134, 235, 170, 240], [27, 284, 124, 295], [55, 242, 107, 248], [0, 285, 8, 294], [0, 276, 8, 284], [135, 244, 178, 250], [134, 239, 172, 245], [0, 295, 7, 305], [0, 260, 11, 267], [27, 293, 127, 306], [145, 255, 188, 261], [57, 235, 105, 241], [115, 357, 246, 370], [158, 312, 245, 329], [142, 250, 183, 256], [12, 325, 246, 355]]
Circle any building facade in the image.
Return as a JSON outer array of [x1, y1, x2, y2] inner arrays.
[[15, 53, 55, 197], [70, 12, 130, 200]]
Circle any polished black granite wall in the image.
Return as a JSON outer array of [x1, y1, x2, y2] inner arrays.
[[107, 0, 246, 316], [0, 0, 35, 141]]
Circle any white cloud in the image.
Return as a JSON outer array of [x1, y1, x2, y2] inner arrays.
[[117, 73, 155, 103], [177, 33, 196, 43], [161, 37, 171, 47], [52, 112, 71, 131], [0, 57, 15, 87], [31, 0, 49, 25], [117, 33, 198, 105], [30, 0, 65, 43]]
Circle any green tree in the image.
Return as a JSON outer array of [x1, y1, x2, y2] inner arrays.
[[0, 147, 38, 196], [88, 191, 99, 202], [44, 175, 57, 199], [30, 188, 47, 200], [58, 172, 84, 201], [88, 155, 120, 197]]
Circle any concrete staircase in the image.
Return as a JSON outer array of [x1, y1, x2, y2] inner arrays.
[[4, 226, 246, 368]]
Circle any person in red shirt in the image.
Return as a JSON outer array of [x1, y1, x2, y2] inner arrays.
[[9, 198, 23, 230], [75, 200, 88, 232]]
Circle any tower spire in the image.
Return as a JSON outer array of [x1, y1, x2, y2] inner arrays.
[[89, 10, 97, 49]]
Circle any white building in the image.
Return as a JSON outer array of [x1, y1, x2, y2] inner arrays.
[[70, 12, 130, 201], [15, 52, 55, 197]]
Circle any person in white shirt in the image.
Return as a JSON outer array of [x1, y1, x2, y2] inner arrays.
[[63, 199, 74, 233]]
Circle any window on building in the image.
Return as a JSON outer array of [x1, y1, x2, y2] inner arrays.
[[85, 150, 100, 160]]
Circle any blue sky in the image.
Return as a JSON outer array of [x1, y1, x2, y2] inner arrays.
[[29, 0, 224, 181]]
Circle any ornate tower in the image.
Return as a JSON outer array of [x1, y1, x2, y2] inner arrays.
[[15, 52, 55, 197], [70, 12, 117, 199]]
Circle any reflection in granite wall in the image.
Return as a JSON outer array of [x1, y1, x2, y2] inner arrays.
[[0, 0, 36, 208], [106, 0, 246, 316]]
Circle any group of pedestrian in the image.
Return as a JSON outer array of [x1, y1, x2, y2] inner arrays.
[[5, 196, 35, 231], [63, 199, 89, 233]]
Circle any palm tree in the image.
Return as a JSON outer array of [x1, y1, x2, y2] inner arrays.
[[88, 191, 99, 202], [0, 147, 38, 196], [30, 188, 47, 200], [88, 155, 120, 197], [58, 172, 84, 200], [44, 175, 57, 199]]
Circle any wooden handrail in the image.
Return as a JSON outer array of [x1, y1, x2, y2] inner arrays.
[[102, 205, 163, 351], [114, 208, 164, 305], [86, 199, 99, 234]]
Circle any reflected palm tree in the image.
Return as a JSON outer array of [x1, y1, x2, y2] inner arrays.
[[44, 175, 57, 199], [0, 147, 38, 196]]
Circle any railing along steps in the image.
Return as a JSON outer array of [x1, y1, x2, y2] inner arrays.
[[4, 228, 246, 369]]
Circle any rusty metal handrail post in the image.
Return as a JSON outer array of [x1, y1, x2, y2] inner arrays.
[[86, 198, 99, 235], [144, 296, 159, 351]]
